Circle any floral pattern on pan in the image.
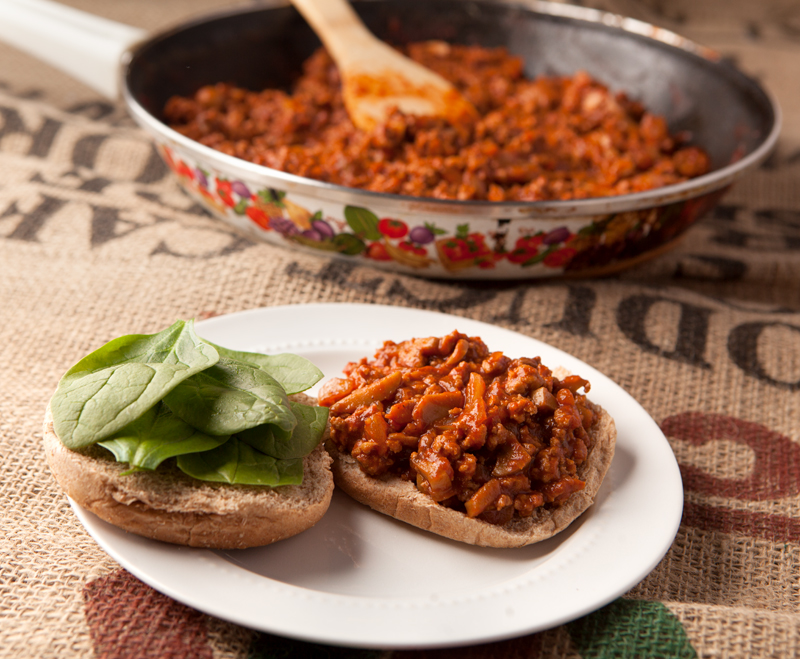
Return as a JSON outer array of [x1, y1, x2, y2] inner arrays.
[[160, 144, 722, 279]]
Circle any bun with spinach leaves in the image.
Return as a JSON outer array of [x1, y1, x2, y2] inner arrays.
[[42, 396, 333, 549], [42, 320, 333, 549]]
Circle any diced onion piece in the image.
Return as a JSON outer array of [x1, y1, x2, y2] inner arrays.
[[318, 377, 355, 407], [330, 372, 403, 415], [457, 372, 487, 448], [532, 386, 557, 412], [542, 477, 585, 504], [412, 391, 464, 426], [363, 413, 389, 455], [492, 438, 532, 476], [465, 479, 502, 517], [411, 450, 455, 501]]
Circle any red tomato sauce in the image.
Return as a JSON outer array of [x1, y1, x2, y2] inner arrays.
[[164, 41, 710, 202], [319, 331, 599, 524]]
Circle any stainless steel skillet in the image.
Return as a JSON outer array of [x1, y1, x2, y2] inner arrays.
[[0, 0, 781, 279]]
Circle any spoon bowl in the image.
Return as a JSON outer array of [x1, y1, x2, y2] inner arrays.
[[291, 0, 478, 130]]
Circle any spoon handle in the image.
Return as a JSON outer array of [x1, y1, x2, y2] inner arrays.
[[290, 0, 386, 70]]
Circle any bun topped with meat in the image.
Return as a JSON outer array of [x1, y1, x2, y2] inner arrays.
[[320, 331, 616, 548]]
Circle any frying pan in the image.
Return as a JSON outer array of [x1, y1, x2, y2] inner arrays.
[[0, 0, 781, 279]]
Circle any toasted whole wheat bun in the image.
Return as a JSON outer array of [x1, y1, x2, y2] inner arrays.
[[327, 397, 616, 549], [42, 396, 334, 549]]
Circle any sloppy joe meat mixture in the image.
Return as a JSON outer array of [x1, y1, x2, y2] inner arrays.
[[319, 331, 598, 525], [164, 41, 710, 202]]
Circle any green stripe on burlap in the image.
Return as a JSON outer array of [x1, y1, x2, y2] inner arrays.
[[248, 632, 383, 659], [567, 599, 696, 659]]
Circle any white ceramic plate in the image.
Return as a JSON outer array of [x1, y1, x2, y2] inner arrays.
[[70, 303, 683, 649]]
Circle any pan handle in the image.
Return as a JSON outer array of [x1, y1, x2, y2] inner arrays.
[[0, 0, 145, 99]]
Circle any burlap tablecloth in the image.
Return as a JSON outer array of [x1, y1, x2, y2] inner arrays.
[[2, 0, 799, 656]]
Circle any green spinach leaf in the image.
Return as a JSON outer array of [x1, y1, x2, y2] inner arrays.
[[238, 402, 328, 459], [98, 402, 229, 470], [163, 357, 295, 436], [176, 438, 304, 486], [51, 320, 218, 449], [204, 341, 323, 394]]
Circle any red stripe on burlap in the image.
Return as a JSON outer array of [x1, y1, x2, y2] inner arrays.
[[83, 569, 213, 659], [683, 501, 800, 544], [661, 412, 800, 501]]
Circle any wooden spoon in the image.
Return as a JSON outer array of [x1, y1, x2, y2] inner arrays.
[[290, 0, 478, 131]]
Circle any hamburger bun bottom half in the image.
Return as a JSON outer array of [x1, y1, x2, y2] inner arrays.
[[327, 398, 616, 549], [42, 404, 334, 549]]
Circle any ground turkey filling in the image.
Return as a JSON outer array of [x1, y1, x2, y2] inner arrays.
[[164, 41, 710, 202], [319, 331, 598, 525]]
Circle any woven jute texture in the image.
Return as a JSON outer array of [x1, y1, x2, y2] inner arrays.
[[2, 1, 799, 657]]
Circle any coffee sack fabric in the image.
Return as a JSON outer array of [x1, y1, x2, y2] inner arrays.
[[1, 1, 799, 657]]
